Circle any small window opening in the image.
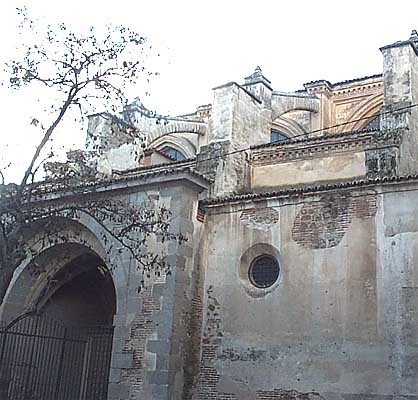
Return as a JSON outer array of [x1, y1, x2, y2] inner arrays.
[[249, 255, 280, 289], [364, 115, 380, 130], [270, 129, 289, 143], [161, 147, 186, 161]]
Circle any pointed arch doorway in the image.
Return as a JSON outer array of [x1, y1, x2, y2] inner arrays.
[[0, 246, 117, 400]]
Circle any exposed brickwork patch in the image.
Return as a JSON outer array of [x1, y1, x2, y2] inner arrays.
[[203, 286, 223, 345], [256, 389, 322, 400], [196, 206, 206, 223], [292, 192, 377, 249], [121, 286, 162, 399], [219, 347, 266, 362], [240, 207, 280, 231], [183, 265, 204, 400], [195, 286, 236, 400]]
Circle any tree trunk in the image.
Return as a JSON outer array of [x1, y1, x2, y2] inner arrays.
[[0, 259, 16, 308]]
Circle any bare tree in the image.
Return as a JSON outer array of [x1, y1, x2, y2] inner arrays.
[[0, 8, 181, 306]]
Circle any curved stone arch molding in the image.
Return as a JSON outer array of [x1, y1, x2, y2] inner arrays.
[[271, 93, 320, 121], [147, 120, 206, 144], [0, 214, 131, 322], [344, 93, 383, 132], [272, 115, 307, 138], [149, 134, 197, 158]]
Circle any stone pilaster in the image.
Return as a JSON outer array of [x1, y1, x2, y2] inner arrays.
[[202, 69, 273, 197], [380, 31, 418, 175]]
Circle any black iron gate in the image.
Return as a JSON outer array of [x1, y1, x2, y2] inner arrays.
[[0, 313, 114, 400]]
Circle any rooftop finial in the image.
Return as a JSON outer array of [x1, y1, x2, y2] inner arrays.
[[243, 65, 272, 93], [244, 66, 271, 85], [247, 66, 263, 81]]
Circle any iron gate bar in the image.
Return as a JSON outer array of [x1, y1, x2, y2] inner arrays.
[[0, 312, 114, 400], [0, 330, 86, 343], [54, 326, 67, 399], [22, 313, 39, 400]]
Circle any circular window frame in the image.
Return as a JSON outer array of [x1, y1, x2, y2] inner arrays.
[[238, 243, 282, 298], [248, 255, 280, 289]]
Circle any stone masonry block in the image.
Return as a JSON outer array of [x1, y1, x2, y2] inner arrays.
[[108, 367, 122, 383], [156, 354, 170, 370], [113, 313, 127, 326], [111, 338, 126, 353], [107, 383, 130, 400], [107, 383, 121, 400], [148, 369, 170, 385], [147, 339, 171, 354], [150, 383, 169, 400], [111, 352, 134, 369]]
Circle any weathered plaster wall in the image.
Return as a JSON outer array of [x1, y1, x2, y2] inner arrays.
[[252, 151, 366, 189], [204, 73, 388, 197], [377, 187, 418, 396], [195, 183, 418, 399], [87, 110, 204, 175], [205, 82, 272, 196]]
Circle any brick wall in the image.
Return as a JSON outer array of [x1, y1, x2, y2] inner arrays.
[[121, 285, 162, 398], [183, 262, 204, 399], [292, 192, 377, 249], [255, 389, 321, 400], [195, 287, 237, 400]]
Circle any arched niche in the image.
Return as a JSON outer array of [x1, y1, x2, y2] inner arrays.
[[38, 247, 116, 325], [149, 134, 197, 159], [147, 120, 206, 144], [271, 115, 308, 140], [0, 217, 119, 326], [344, 93, 383, 132]]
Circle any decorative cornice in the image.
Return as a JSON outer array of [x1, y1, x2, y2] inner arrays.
[[272, 91, 317, 100], [201, 174, 418, 208], [304, 74, 382, 89], [251, 129, 401, 165], [115, 158, 196, 174], [331, 74, 382, 87], [333, 82, 383, 97], [252, 128, 376, 150], [251, 136, 371, 165], [301, 74, 383, 98], [30, 163, 212, 199]]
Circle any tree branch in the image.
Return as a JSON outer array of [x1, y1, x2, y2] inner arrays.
[[19, 86, 78, 193]]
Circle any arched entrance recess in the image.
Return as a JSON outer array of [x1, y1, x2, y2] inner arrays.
[[0, 223, 117, 400], [36, 249, 116, 325]]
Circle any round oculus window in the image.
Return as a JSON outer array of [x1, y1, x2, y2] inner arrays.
[[248, 255, 280, 289]]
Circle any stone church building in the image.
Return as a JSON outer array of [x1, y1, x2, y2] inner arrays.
[[1, 31, 418, 399]]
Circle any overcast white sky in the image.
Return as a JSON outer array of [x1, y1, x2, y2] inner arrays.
[[1, 0, 418, 182]]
